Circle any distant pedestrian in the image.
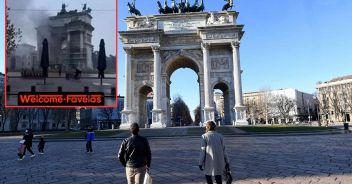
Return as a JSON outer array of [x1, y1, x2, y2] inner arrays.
[[58, 66, 62, 77], [23, 128, 35, 157], [199, 121, 230, 184], [118, 123, 151, 184], [38, 136, 45, 154], [85, 127, 95, 153], [17, 140, 26, 160]]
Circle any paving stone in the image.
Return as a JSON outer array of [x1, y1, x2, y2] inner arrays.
[[1, 134, 352, 183]]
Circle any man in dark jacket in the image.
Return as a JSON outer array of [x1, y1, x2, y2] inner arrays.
[[118, 123, 151, 184], [23, 128, 35, 157]]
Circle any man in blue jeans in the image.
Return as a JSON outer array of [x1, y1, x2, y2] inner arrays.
[[118, 123, 152, 184]]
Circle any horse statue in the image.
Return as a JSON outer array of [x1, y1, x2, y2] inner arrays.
[[185, 0, 191, 12], [188, 0, 198, 12], [178, 0, 186, 13], [127, 1, 141, 16], [82, 3, 87, 11], [157, 1, 165, 14], [171, 0, 179, 13], [222, 0, 233, 11], [197, 0, 204, 12], [164, 0, 173, 14]]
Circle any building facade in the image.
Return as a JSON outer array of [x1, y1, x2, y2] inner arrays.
[[36, 5, 94, 72], [316, 75, 352, 123], [244, 88, 317, 124], [8, 44, 38, 71]]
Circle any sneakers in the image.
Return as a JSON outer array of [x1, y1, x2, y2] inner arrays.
[[18, 158, 23, 161], [38, 152, 44, 155], [30, 154, 36, 158]]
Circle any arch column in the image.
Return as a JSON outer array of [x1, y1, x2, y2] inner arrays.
[[151, 45, 165, 128], [231, 41, 248, 125], [120, 47, 136, 129], [202, 43, 215, 123]]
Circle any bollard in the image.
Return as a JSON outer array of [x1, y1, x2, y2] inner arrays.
[[344, 123, 349, 130]]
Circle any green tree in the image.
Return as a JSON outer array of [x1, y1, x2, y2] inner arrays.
[[6, 6, 22, 55], [171, 95, 193, 126], [193, 105, 201, 126]]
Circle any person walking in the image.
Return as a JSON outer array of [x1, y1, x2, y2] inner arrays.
[[38, 136, 45, 154], [23, 128, 35, 157], [199, 121, 230, 184], [17, 139, 26, 160], [118, 123, 151, 184], [85, 127, 95, 153]]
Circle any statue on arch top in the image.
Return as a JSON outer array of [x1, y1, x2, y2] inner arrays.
[[128, 0, 142, 16], [222, 0, 233, 11], [157, 0, 204, 14]]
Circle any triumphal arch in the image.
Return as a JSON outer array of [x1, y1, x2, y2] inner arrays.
[[120, 4, 248, 128]]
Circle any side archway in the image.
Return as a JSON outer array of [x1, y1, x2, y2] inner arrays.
[[213, 81, 232, 124], [137, 85, 153, 128]]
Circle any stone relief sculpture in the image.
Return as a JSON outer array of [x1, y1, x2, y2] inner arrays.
[[137, 63, 153, 73], [129, 17, 155, 29], [207, 12, 230, 25], [211, 57, 229, 70]]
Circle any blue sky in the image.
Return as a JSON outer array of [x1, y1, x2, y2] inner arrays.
[[1, 0, 352, 115]]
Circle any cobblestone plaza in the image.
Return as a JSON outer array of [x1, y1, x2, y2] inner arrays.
[[1, 133, 352, 183]]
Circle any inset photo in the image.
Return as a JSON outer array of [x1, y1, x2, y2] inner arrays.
[[5, 0, 117, 107]]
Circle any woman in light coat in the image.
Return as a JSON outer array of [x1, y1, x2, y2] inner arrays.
[[199, 121, 230, 184]]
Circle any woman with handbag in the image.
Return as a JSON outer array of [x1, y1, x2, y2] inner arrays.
[[199, 121, 231, 184]]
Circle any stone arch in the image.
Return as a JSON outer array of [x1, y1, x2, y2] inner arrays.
[[162, 53, 204, 125]]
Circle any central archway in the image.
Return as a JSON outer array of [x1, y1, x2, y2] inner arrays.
[[162, 55, 204, 126]]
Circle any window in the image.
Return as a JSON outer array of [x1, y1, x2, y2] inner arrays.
[[62, 123, 66, 127], [52, 123, 56, 128]]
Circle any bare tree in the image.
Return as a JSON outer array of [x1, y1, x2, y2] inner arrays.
[[273, 95, 296, 124], [40, 108, 51, 131], [65, 108, 76, 131], [25, 108, 36, 130], [52, 109, 66, 130], [0, 95, 11, 132], [11, 109, 24, 132], [100, 108, 114, 122], [245, 98, 260, 125], [260, 89, 276, 124], [340, 83, 352, 122], [6, 6, 22, 55]]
